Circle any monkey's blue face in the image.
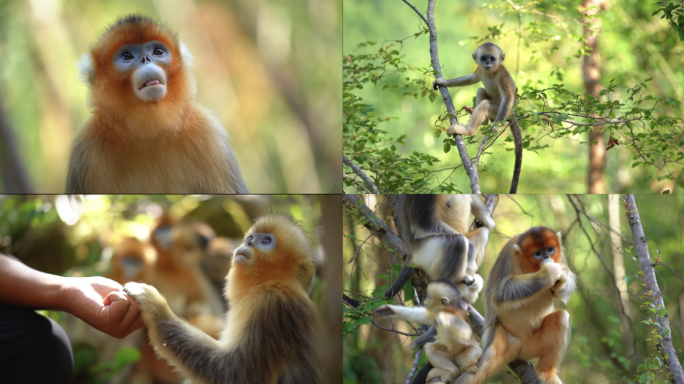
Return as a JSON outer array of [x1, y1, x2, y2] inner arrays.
[[233, 232, 277, 265], [113, 41, 172, 102]]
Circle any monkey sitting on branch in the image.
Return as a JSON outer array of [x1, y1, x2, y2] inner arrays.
[[433, 42, 523, 193], [454, 226, 576, 384]]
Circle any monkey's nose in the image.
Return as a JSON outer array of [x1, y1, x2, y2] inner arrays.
[[141, 56, 151, 64]]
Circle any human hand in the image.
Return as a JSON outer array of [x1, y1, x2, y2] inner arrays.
[[60, 276, 143, 338]]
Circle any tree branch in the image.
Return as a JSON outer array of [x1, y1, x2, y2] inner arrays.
[[343, 155, 379, 193], [424, 0, 480, 193], [623, 194, 684, 384], [349, 193, 538, 383]]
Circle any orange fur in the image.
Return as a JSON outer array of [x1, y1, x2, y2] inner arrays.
[[227, 215, 314, 304], [67, 15, 247, 194], [107, 237, 156, 284], [455, 227, 574, 384]]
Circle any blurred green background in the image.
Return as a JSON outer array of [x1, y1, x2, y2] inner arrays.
[[344, 194, 684, 383], [343, 0, 683, 193], [0, 0, 341, 193]]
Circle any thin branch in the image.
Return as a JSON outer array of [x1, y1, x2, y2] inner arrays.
[[401, 0, 431, 34], [424, 0, 480, 193], [343, 174, 373, 194], [343, 155, 380, 193], [623, 194, 684, 384], [406, 347, 424, 384]]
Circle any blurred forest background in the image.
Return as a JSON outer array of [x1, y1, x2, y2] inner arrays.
[[0, 0, 341, 193], [344, 194, 684, 383], [343, 0, 684, 194], [0, 194, 342, 384]]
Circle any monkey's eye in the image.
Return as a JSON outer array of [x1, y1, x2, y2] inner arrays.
[[534, 250, 543, 259], [247, 235, 253, 242], [120, 52, 134, 60], [441, 298, 448, 305], [547, 247, 555, 254], [261, 236, 272, 245], [153, 47, 165, 56]]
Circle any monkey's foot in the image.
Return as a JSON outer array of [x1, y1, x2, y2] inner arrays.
[[537, 370, 562, 384], [427, 368, 456, 384], [447, 124, 473, 136], [462, 364, 478, 374]]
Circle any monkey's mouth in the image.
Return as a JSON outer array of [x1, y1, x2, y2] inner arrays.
[[138, 79, 165, 90], [233, 248, 252, 263]]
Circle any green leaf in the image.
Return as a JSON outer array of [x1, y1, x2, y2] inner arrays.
[[443, 143, 451, 153]]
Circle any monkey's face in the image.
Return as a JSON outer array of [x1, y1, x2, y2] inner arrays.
[[472, 46, 504, 72], [233, 232, 276, 266], [516, 227, 561, 272], [427, 281, 463, 313], [114, 41, 171, 102]]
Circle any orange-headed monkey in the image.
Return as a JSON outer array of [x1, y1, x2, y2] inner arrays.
[[125, 215, 320, 384], [455, 226, 576, 384], [67, 15, 247, 193]]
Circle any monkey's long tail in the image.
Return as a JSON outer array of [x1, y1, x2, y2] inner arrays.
[[509, 120, 523, 194], [411, 362, 433, 384], [384, 265, 415, 299]]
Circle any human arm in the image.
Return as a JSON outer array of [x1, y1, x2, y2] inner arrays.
[[0, 254, 143, 338]]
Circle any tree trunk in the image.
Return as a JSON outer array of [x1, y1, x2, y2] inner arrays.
[[582, 0, 607, 193]]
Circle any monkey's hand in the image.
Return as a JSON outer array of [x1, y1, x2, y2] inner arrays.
[[374, 305, 396, 318], [433, 77, 446, 90], [446, 124, 471, 136], [462, 274, 484, 304], [123, 282, 174, 325], [539, 261, 563, 287]]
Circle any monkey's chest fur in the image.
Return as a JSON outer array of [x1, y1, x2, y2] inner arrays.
[[73, 115, 238, 193]]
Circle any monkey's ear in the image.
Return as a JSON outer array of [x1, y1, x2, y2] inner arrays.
[[501, 52, 506, 62], [511, 243, 521, 255], [179, 40, 194, 68], [472, 52, 477, 62], [77, 54, 95, 86], [557, 231, 563, 249]]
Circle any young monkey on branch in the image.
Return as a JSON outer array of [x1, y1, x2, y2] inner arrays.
[[433, 42, 516, 136]]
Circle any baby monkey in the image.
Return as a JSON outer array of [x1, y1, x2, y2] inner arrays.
[[433, 42, 516, 136], [376, 280, 482, 384]]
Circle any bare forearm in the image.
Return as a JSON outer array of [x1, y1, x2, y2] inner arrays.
[[0, 254, 66, 310]]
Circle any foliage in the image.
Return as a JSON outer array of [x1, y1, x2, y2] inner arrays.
[[342, 0, 684, 193], [343, 40, 462, 193], [652, 1, 684, 40]]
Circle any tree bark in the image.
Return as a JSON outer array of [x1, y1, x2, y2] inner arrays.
[[623, 194, 684, 383], [581, 0, 607, 193]]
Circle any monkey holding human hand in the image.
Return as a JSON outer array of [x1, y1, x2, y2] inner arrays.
[[454, 226, 576, 384], [386, 194, 494, 303], [376, 280, 482, 384], [67, 15, 247, 194], [125, 215, 320, 384]]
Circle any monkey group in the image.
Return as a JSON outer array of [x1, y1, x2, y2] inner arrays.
[[374, 195, 576, 384]]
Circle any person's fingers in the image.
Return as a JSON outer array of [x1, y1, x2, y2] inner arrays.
[[104, 290, 130, 324], [118, 292, 143, 334]]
